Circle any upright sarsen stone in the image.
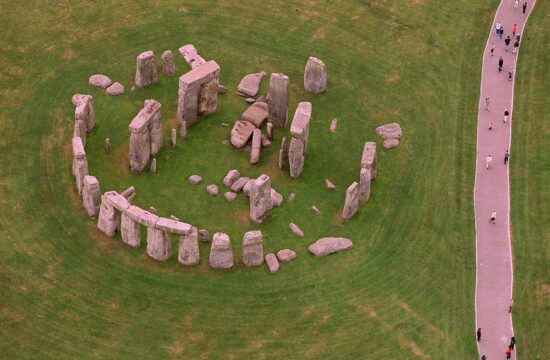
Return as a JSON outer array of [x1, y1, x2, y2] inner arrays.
[[359, 167, 372, 203], [135, 50, 158, 88], [361, 141, 377, 179], [161, 50, 176, 75], [128, 100, 162, 173], [97, 192, 117, 237], [242, 230, 264, 266], [145, 100, 163, 156], [72, 137, 88, 195], [342, 182, 360, 220], [288, 102, 312, 178], [74, 94, 95, 132], [82, 175, 100, 217], [179, 227, 199, 265], [147, 227, 172, 261], [249, 174, 273, 223], [209, 232, 233, 269], [267, 73, 289, 128], [121, 211, 141, 247], [304, 56, 327, 94]]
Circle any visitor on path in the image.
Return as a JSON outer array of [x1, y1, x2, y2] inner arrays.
[[516, 33, 521, 43], [506, 346, 512, 359], [504, 109, 510, 123], [490, 211, 497, 223], [495, 22, 502, 37], [481, 356, 486, 360], [500, 25, 505, 39], [512, 24, 517, 37], [504, 149, 510, 164], [513, 40, 519, 54], [498, 56, 504, 72], [477, 328, 482, 342], [505, 36, 511, 51], [508, 66, 514, 81], [489, 122, 494, 131], [514, 0, 520, 9], [509, 298, 513, 313], [485, 97, 491, 111], [490, 43, 495, 56], [510, 336, 516, 349], [486, 154, 493, 169], [523, 2, 528, 15]]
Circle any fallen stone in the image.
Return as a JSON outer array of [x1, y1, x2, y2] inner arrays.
[[342, 182, 360, 220], [209, 232, 233, 269], [325, 179, 336, 190], [230, 120, 256, 148], [383, 139, 400, 149], [265, 253, 279, 273], [242, 230, 264, 266], [270, 188, 283, 207], [330, 118, 337, 133], [230, 177, 250, 193], [206, 184, 219, 196], [261, 135, 271, 148], [218, 84, 227, 94], [266, 123, 274, 140], [89, 74, 112, 89], [304, 56, 327, 94], [276, 249, 296, 262], [223, 169, 241, 187], [225, 192, 237, 201], [106, 82, 124, 96], [311, 205, 321, 214], [199, 229, 210, 242], [250, 129, 261, 164], [289, 223, 304, 237], [135, 50, 158, 88], [375, 122, 402, 140], [178, 44, 206, 69], [245, 97, 255, 104], [308, 237, 353, 257], [241, 101, 269, 128], [188, 175, 203, 185], [242, 179, 254, 197], [161, 50, 176, 76], [288, 192, 296, 201], [237, 71, 266, 97], [178, 227, 199, 265], [120, 186, 135, 199]]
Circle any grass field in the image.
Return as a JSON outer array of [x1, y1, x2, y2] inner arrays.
[[0, 0, 547, 358]]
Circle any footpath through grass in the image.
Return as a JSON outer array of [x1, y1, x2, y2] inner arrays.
[[2, 0, 546, 358]]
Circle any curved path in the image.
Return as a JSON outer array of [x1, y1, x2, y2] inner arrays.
[[474, 1, 536, 359]]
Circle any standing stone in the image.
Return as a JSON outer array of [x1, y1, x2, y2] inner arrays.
[[236, 71, 266, 97], [161, 50, 176, 75], [198, 77, 220, 116], [330, 118, 338, 133], [178, 44, 206, 69], [359, 167, 372, 203], [249, 174, 273, 223], [198, 229, 210, 242], [223, 169, 241, 187], [288, 102, 312, 178], [128, 100, 162, 173], [230, 120, 255, 148], [250, 129, 261, 164], [146, 100, 163, 156], [147, 227, 172, 261], [267, 73, 289, 128], [304, 56, 327, 94], [97, 192, 117, 237], [180, 120, 187, 138], [288, 137, 305, 179], [105, 138, 111, 153], [242, 230, 264, 266], [72, 137, 89, 195], [342, 182, 360, 220], [179, 227, 199, 265], [150, 158, 157, 174], [361, 141, 377, 179], [209, 232, 233, 269], [278, 136, 287, 170], [170, 128, 177, 147], [73, 119, 87, 147], [270, 188, 283, 207], [121, 211, 141, 247], [135, 50, 158, 88], [74, 94, 95, 132], [266, 123, 274, 140], [82, 175, 101, 217], [265, 253, 279, 273]]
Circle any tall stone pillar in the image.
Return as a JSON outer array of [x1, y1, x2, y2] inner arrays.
[[267, 73, 289, 128], [147, 227, 172, 261], [135, 50, 158, 88], [242, 230, 264, 266], [74, 94, 95, 132], [72, 137, 89, 195], [121, 212, 141, 247], [249, 174, 273, 224], [82, 175, 101, 217], [209, 232, 233, 269], [97, 192, 117, 236], [342, 182, 360, 220], [304, 56, 327, 94], [288, 102, 312, 178], [178, 227, 199, 265]]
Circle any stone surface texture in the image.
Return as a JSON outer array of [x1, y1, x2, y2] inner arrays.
[[223, 169, 241, 187], [270, 188, 283, 207], [250, 129, 261, 164], [82, 175, 101, 217], [146, 227, 172, 261], [74, 94, 95, 132], [230, 177, 250, 193], [128, 99, 162, 173], [342, 182, 360, 220], [289, 223, 304, 237], [72, 137, 89, 195], [249, 174, 273, 223], [288, 102, 312, 178], [206, 184, 219, 196], [188, 175, 203, 185], [121, 211, 141, 247], [224, 192, 237, 201], [265, 253, 279, 273], [97, 192, 118, 237], [178, 44, 206, 69], [242, 230, 264, 266], [308, 237, 353, 257], [106, 82, 124, 96], [230, 120, 255, 148], [267, 73, 289, 128], [241, 101, 269, 128], [161, 50, 176, 75], [236, 71, 266, 97], [179, 227, 199, 265], [135, 51, 158, 88], [209, 232, 233, 269], [304, 56, 327, 94], [276, 249, 296, 262], [89, 74, 112, 89]]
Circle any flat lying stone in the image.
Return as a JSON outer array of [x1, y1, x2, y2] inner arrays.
[[230, 120, 256, 148], [245, 97, 255, 104], [237, 71, 266, 97], [289, 223, 304, 237], [288, 192, 296, 201], [178, 44, 206, 69], [271, 188, 283, 207], [103, 192, 130, 212], [106, 82, 124, 96], [206, 184, 219, 196], [311, 205, 321, 214], [375, 122, 402, 140], [225, 192, 237, 201], [223, 169, 240, 187], [265, 253, 279, 273], [330, 118, 337, 133], [383, 139, 400, 149], [89, 74, 112, 89], [325, 179, 336, 190], [241, 102, 269, 128], [199, 229, 210, 242], [218, 84, 227, 94], [155, 217, 191, 235], [308, 237, 353, 257], [276, 249, 296, 262], [188, 175, 203, 185], [230, 177, 250, 193]]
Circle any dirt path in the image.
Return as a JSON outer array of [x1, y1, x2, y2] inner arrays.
[[474, 1, 536, 359]]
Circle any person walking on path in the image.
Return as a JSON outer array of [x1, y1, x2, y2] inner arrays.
[[504, 109, 510, 123], [510, 336, 516, 350], [505, 347, 512, 359], [485, 97, 491, 111], [523, 1, 528, 15], [512, 24, 517, 37], [477, 328, 482, 342], [516, 32, 521, 43], [490, 42, 495, 56], [481, 356, 487, 360], [504, 149, 510, 164], [495, 21, 502, 37], [508, 66, 514, 81], [514, 0, 520, 9], [486, 154, 493, 169], [490, 211, 497, 224], [504, 36, 511, 51], [512, 39, 519, 54], [498, 56, 504, 72], [489, 122, 494, 131]]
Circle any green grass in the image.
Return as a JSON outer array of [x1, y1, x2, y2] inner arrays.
[[510, 1, 550, 358], [0, 0, 546, 358]]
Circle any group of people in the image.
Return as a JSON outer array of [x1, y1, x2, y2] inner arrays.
[[477, 328, 517, 359]]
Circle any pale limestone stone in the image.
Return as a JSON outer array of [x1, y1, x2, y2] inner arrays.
[[171, 128, 177, 147], [147, 227, 172, 261], [225, 192, 237, 201], [74, 94, 95, 132], [199, 229, 210, 242], [161, 50, 176, 75], [223, 169, 240, 187], [250, 129, 261, 164], [206, 184, 219, 196], [330, 118, 337, 133], [325, 179, 336, 190], [89, 74, 112, 89], [249, 174, 273, 223], [359, 167, 372, 203], [218, 84, 227, 94], [150, 158, 157, 174], [230, 120, 255, 148], [241, 101, 268, 128], [261, 135, 271, 148], [106, 82, 124, 96], [242, 230, 264, 266], [97, 192, 117, 236], [104, 138, 111, 153], [245, 97, 255, 104], [342, 182, 360, 220], [82, 175, 100, 217], [178, 44, 206, 69], [311, 205, 321, 214], [288, 192, 296, 201], [304, 56, 327, 94], [278, 136, 287, 170], [121, 211, 141, 247], [289, 223, 304, 237], [265, 253, 279, 273], [179, 227, 199, 265], [188, 175, 203, 185], [209, 232, 233, 269], [120, 186, 135, 199], [266, 123, 274, 140], [148, 207, 158, 215], [135, 50, 158, 88], [72, 137, 88, 195], [236, 71, 266, 97], [276, 249, 296, 262], [267, 73, 289, 128], [230, 177, 250, 193], [308, 237, 353, 257], [270, 188, 283, 207]]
